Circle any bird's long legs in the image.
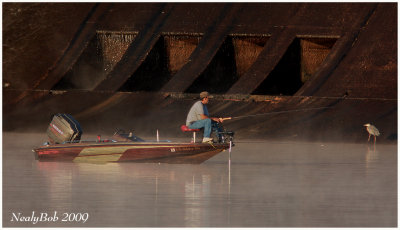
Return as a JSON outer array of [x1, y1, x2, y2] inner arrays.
[[368, 134, 371, 142]]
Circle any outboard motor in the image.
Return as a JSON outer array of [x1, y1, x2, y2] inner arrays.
[[46, 114, 83, 144]]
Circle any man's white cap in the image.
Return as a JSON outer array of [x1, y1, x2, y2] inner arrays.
[[200, 91, 213, 99]]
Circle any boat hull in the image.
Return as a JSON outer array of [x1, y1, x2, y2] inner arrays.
[[33, 142, 230, 164]]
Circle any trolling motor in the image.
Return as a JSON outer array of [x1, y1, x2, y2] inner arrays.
[[214, 124, 234, 144], [217, 130, 235, 144]]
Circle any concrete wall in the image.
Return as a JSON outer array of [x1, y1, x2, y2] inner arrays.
[[3, 3, 397, 142]]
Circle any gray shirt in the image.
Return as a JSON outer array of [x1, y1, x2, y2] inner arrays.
[[186, 101, 209, 126]]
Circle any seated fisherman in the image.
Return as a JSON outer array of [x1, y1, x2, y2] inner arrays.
[[186, 91, 228, 143]]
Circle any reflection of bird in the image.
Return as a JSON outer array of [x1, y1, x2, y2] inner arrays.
[[364, 123, 380, 143]]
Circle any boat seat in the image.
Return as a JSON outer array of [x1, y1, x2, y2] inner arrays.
[[180, 125, 200, 143], [180, 125, 200, 132]]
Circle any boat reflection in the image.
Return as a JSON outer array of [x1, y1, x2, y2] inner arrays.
[[35, 161, 231, 227]]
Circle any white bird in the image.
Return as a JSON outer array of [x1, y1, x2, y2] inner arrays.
[[363, 123, 380, 144]]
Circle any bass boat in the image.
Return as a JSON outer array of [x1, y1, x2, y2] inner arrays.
[[33, 114, 234, 164]]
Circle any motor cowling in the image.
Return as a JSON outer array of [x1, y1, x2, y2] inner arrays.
[[46, 114, 83, 144]]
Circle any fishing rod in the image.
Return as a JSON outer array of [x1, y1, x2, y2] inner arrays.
[[220, 106, 331, 121]]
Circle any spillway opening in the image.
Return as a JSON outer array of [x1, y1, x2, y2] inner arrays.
[[53, 31, 137, 90], [52, 32, 334, 95], [185, 35, 268, 94], [252, 37, 336, 95], [232, 36, 269, 78], [299, 37, 337, 83], [119, 34, 202, 92], [165, 34, 202, 76]]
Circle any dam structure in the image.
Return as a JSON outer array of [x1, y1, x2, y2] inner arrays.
[[3, 3, 397, 142]]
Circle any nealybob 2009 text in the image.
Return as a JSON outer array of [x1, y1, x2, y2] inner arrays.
[[11, 211, 89, 224]]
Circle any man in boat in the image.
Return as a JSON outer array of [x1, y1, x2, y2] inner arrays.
[[186, 91, 227, 143]]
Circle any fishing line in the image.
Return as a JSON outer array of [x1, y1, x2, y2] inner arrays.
[[228, 106, 332, 120]]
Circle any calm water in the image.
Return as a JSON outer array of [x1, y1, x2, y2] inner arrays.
[[2, 132, 397, 227]]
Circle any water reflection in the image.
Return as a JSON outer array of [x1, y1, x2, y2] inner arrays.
[[3, 133, 397, 227], [35, 163, 74, 210], [33, 161, 231, 227], [184, 175, 207, 227], [365, 145, 379, 169]]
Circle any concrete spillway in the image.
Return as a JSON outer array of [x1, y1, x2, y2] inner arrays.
[[3, 3, 397, 142]]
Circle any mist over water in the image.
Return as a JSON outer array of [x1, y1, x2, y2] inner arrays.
[[2, 132, 397, 227]]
